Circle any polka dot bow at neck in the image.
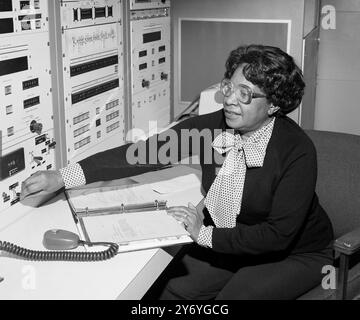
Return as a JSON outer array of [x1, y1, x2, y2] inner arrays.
[[204, 118, 275, 228]]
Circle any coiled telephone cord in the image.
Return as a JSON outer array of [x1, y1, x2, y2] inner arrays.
[[0, 240, 119, 262]]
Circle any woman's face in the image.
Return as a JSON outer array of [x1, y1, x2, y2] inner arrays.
[[223, 65, 274, 136]]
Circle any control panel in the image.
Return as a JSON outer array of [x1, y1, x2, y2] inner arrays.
[[0, 0, 56, 213], [61, 0, 121, 28], [59, 0, 125, 164], [129, 0, 170, 11], [130, 5, 170, 134], [0, 0, 48, 34]]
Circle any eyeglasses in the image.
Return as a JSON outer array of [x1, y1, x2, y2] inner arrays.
[[220, 78, 266, 105]]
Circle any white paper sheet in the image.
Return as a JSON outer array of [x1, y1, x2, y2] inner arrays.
[[82, 210, 189, 244], [165, 186, 204, 208], [149, 173, 201, 194]]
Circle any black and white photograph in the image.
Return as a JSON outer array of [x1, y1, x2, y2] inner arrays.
[[0, 0, 359, 308]]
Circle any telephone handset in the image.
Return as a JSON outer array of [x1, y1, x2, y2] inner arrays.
[[0, 229, 119, 261]]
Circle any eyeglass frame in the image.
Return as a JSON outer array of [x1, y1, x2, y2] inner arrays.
[[220, 78, 267, 105]]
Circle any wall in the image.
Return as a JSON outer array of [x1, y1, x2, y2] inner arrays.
[[304, 0, 319, 36], [171, 0, 309, 122], [315, 0, 360, 135], [179, 20, 288, 102]]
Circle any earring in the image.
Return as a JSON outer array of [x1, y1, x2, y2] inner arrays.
[[268, 105, 279, 115]]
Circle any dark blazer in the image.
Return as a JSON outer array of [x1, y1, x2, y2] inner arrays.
[[79, 109, 334, 256]]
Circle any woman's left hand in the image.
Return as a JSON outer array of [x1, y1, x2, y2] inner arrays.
[[167, 202, 204, 241]]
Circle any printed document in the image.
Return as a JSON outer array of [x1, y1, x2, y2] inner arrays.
[[82, 210, 189, 245]]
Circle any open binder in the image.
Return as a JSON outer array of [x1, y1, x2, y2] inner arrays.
[[65, 183, 193, 253]]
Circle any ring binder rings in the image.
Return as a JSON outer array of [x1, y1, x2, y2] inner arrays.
[[79, 200, 168, 218], [64, 184, 193, 253]]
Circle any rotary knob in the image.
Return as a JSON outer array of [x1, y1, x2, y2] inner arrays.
[[30, 120, 43, 135]]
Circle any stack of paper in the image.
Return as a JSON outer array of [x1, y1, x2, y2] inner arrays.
[[66, 173, 204, 252], [83, 210, 189, 245]]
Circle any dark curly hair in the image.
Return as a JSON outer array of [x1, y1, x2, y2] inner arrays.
[[224, 44, 305, 115]]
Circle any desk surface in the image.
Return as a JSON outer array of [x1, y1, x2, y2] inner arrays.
[[0, 165, 202, 300]]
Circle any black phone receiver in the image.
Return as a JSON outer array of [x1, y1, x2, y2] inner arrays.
[[43, 229, 81, 250], [0, 229, 119, 261]]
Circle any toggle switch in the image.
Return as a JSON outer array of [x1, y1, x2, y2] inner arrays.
[[142, 79, 150, 88], [48, 141, 56, 149], [11, 188, 18, 197], [161, 72, 168, 81], [33, 156, 43, 165]]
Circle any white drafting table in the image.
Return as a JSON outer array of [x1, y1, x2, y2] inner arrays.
[[0, 165, 202, 300]]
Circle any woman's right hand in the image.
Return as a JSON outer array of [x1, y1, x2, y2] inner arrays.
[[20, 170, 65, 201]]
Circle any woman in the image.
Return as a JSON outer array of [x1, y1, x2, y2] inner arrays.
[[21, 44, 334, 299]]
